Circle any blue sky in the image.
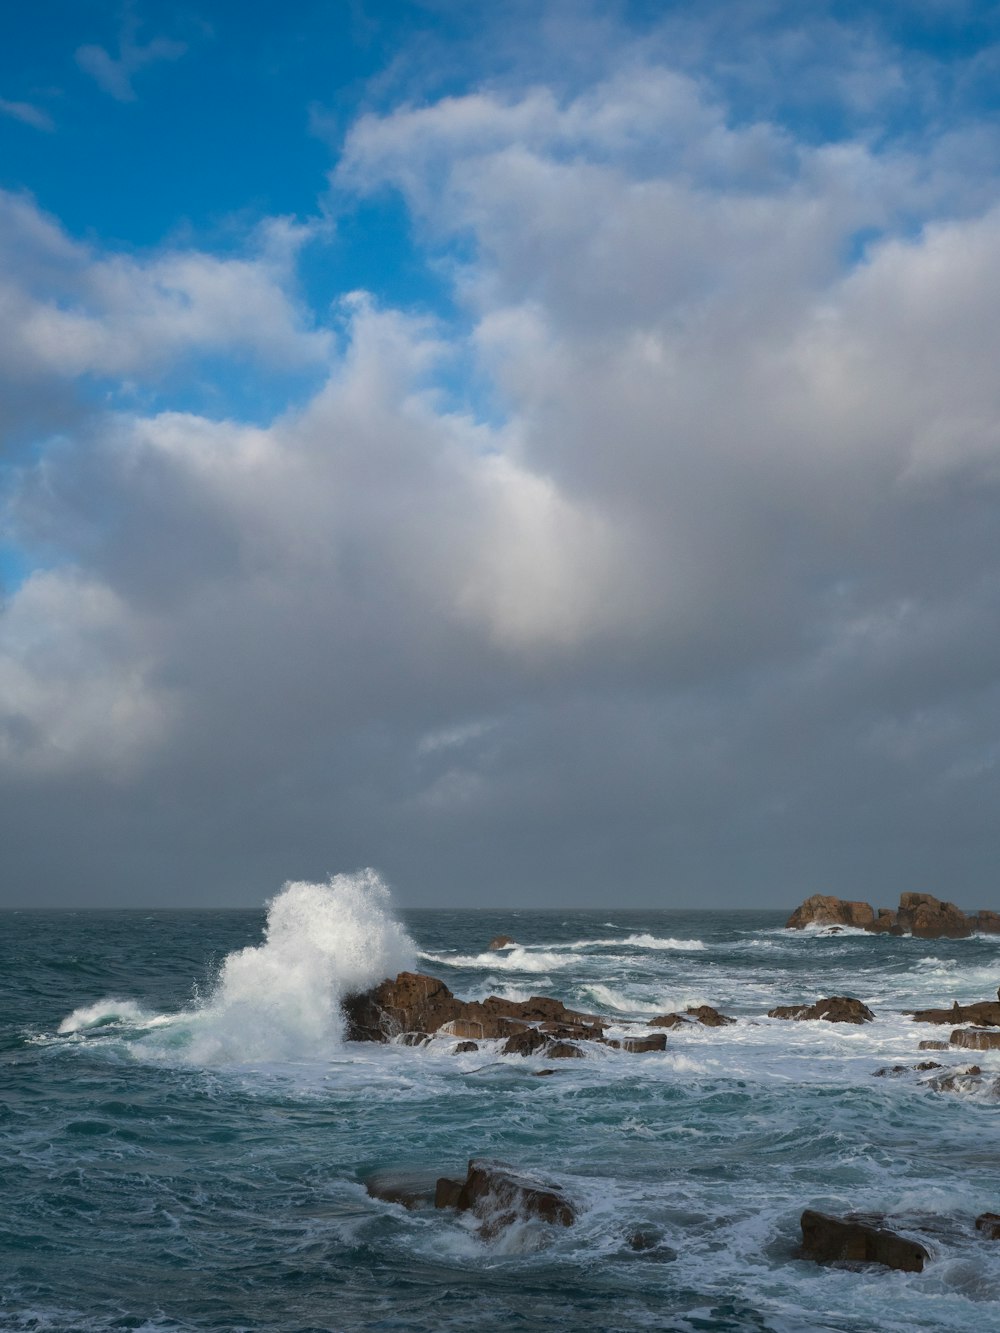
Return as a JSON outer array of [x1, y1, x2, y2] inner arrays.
[[2, 1, 1000, 906]]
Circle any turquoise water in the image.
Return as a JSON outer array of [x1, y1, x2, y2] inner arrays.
[[3, 885, 1000, 1331]]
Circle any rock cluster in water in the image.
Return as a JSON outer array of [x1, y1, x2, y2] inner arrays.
[[786, 891, 1000, 937]]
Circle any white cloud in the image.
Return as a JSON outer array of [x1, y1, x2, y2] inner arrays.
[[76, 25, 186, 102], [0, 98, 54, 132]]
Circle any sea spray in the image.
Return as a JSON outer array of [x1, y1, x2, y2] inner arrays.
[[59, 868, 415, 1065]]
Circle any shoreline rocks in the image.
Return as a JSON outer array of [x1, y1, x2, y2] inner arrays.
[[786, 891, 1000, 939], [768, 996, 875, 1024]]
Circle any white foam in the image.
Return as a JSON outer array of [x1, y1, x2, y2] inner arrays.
[[57, 998, 158, 1034], [418, 948, 571, 973], [58, 869, 415, 1066]]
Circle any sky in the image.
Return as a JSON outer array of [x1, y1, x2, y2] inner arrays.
[[1, 0, 999, 909]]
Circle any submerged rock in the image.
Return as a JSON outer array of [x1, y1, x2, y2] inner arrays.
[[365, 1168, 442, 1210], [453, 1040, 479, 1053], [768, 996, 875, 1024], [976, 1212, 1000, 1240], [487, 934, 515, 951], [800, 1209, 928, 1272]]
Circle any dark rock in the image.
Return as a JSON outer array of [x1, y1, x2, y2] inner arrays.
[[768, 996, 875, 1024], [918, 1040, 950, 1050], [648, 1013, 688, 1028], [976, 1212, 1000, 1239], [532, 1068, 558, 1076], [343, 971, 605, 1044], [621, 1033, 668, 1053], [502, 1028, 549, 1057], [487, 935, 515, 951], [435, 1177, 465, 1209], [868, 908, 899, 934], [800, 1209, 928, 1272], [910, 1001, 1000, 1026], [365, 1168, 442, 1210], [927, 1066, 983, 1093], [873, 1062, 942, 1077], [453, 1040, 479, 1053], [785, 895, 875, 931], [915, 1061, 943, 1071], [544, 1040, 584, 1058], [398, 1031, 430, 1046], [950, 1028, 1000, 1050], [456, 1159, 576, 1236], [685, 1005, 735, 1027]]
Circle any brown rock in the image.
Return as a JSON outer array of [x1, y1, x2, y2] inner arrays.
[[867, 908, 899, 934], [648, 1013, 688, 1028], [768, 996, 875, 1024], [544, 1040, 584, 1058], [918, 1040, 950, 1050], [785, 895, 876, 931], [685, 1005, 735, 1027], [435, 1177, 465, 1209], [950, 1028, 1000, 1050], [896, 892, 973, 939], [622, 1033, 668, 1053], [974, 912, 1000, 935], [453, 1040, 479, 1053], [976, 1212, 1000, 1239], [927, 1066, 983, 1093], [800, 1209, 928, 1272], [456, 1159, 576, 1235], [502, 1028, 549, 1057], [487, 935, 515, 950], [397, 1031, 430, 1047], [910, 1001, 1000, 1026]]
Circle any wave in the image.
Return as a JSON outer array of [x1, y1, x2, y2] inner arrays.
[[58, 870, 414, 1065], [419, 948, 571, 973]]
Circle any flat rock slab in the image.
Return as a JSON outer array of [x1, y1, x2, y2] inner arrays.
[[800, 1209, 928, 1272], [951, 1027, 1000, 1050], [768, 996, 875, 1024]]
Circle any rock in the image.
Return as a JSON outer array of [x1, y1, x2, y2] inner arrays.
[[867, 908, 900, 934], [768, 996, 875, 1024], [343, 972, 605, 1044], [873, 1062, 942, 1077], [950, 1028, 1000, 1050], [785, 895, 875, 931], [927, 1066, 983, 1093], [487, 935, 515, 950], [502, 1028, 549, 1057], [648, 1013, 689, 1028], [800, 1209, 928, 1272], [974, 912, 1000, 935], [397, 1031, 430, 1046], [621, 1034, 668, 1053], [910, 1001, 1000, 1026], [915, 1061, 943, 1071], [458, 1159, 575, 1237], [896, 892, 973, 939], [544, 1040, 584, 1058], [365, 1168, 442, 1210], [918, 1040, 950, 1050], [685, 1005, 735, 1027], [976, 1212, 1000, 1239], [453, 1040, 479, 1053], [532, 1068, 558, 1076]]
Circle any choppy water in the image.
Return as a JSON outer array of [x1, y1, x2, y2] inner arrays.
[[3, 876, 1000, 1331]]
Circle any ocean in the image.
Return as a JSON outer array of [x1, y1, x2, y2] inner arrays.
[[3, 874, 1000, 1332]]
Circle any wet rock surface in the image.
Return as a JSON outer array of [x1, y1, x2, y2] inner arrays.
[[800, 1209, 929, 1272], [435, 1159, 576, 1239], [785, 895, 876, 930], [911, 1001, 1000, 1026], [976, 1212, 1000, 1240], [768, 996, 875, 1024], [950, 1027, 1000, 1050]]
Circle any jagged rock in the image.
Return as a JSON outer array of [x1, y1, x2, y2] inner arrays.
[[872, 1061, 942, 1077], [785, 895, 876, 930], [343, 972, 605, 1044], [435, 1158, 575, 1239], [867, 908, 900, 934], [910, 1001, 1000, 1026], [897, 893, 973, 939], [545, 1040, 584, 1058], [502, 1028, 549, 1057], [453, 1040, 479, 1053], [918, 1039, 950, 1050], [768, 996, 875, 1024], [950, 1028, 1000, 1050], [648, 1013, 688, 1028], [487, 935, 515, 950], [800, 1210, 928, 1272], [685, 1005, 734, 1027], [976, 1212, 1000, 1239]]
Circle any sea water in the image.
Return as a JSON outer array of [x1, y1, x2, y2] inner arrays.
[[3, 872, 1000, 1331]]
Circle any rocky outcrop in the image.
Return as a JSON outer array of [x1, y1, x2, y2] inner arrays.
[[976, 1213, 1000, 1239], [786, 891, 1000, 938], [648, 1005, 734, 1029], [487, 934, 515, 950], [785, 895, 875, 930], [434, 1159, 576, 1239], [910, 1001, 1000, 1026], [950, 1028, 1000, 1051], [342, 972, 606, 1044], [768, 996, 875, 1024], [800, 1210, 928, 1271]]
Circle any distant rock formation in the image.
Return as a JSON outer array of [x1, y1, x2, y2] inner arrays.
[[786, 891, 1000, 939], [487, 934, 515, 950], [768, 996, 875, 1024]]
